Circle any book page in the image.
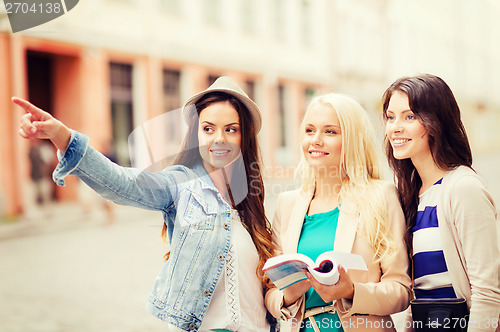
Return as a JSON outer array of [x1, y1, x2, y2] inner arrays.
[[318, 251, 368, 271]]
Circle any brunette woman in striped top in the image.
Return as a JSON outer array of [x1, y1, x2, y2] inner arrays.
[[383, 74, 500, 331]]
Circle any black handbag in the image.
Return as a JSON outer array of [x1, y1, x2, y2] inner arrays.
[[411, 298, 469, 332]]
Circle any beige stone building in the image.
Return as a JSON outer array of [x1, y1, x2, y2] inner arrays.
[[0, 0, 499, 216]]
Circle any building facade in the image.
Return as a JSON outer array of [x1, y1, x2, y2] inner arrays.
[[0, 0, 499, 216], [0, 0, 330, 216]]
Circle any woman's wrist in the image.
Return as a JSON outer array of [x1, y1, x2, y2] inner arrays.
[[50, 121, 71, 153]]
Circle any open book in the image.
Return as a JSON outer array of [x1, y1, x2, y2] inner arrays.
[[263, 251, 367, 290]]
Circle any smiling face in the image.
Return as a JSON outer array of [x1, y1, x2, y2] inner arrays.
[[385, 91, 430, 163], [301, 103, 343, 174], [197, 101, 241, 170]]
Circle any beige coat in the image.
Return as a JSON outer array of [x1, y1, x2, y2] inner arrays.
[[404, 166, 500, 332], [265, 182, 412, 331]]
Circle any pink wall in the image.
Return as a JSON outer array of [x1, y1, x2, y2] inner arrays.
[[0, 34, 22, 215]]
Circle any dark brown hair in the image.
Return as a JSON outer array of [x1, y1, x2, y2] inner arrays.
[[162, 92, 273, 286], [382, 74, 472, 252]]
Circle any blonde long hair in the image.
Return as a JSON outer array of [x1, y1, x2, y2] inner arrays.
[[295, 93, 396, 263]]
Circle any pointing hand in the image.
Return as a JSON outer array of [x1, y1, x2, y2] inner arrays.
[[13, 97, 71, 152]]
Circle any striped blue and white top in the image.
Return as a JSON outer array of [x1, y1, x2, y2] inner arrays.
[[412, 178, 456, 299]]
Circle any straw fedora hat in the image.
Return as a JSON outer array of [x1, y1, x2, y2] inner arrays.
[[183, 76, 262, 133]]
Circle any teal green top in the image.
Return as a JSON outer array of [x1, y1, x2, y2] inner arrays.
[[296, 207, 343, 332]]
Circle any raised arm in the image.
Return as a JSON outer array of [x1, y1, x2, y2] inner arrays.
[[13, 97, 178, 213]]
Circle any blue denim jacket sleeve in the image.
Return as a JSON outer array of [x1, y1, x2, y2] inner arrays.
[[53, 130, 177, 211], [53, 129, 89, 186]]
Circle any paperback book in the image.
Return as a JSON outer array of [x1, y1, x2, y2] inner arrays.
[[263, 251, 367, 290]]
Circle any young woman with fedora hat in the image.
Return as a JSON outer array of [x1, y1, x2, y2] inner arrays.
[[14, 77, 274, 332], [265, 93, 412, 331]]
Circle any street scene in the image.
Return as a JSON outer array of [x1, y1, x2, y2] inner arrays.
[[1, 1, 500, 332], [0, 205, 169, 332]]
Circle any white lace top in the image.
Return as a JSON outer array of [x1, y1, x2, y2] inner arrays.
[[168, 210, 270, 332]]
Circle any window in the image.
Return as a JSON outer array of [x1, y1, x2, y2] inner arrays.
[[163, 69, 182, 143], [245, 80, 255, 101], [163, 69, 181, 110], [302, 88, 315, 117], [305, 88, 315, 104], [110, 62, 134, 166], [208, 75, 219, 86]]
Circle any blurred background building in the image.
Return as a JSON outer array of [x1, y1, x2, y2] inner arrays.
[[0, 0, 499, 217]]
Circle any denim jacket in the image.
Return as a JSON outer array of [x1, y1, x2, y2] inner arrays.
[[53, 130, 235, 331]]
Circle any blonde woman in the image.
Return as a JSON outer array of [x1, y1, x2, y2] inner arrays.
[[265, 93, 412, 331]]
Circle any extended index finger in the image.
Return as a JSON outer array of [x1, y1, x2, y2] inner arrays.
[[12, 97, 44, 116]]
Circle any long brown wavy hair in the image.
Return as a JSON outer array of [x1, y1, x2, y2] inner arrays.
[[382, 74, 472, 253], [161, 92, 274, 287]]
